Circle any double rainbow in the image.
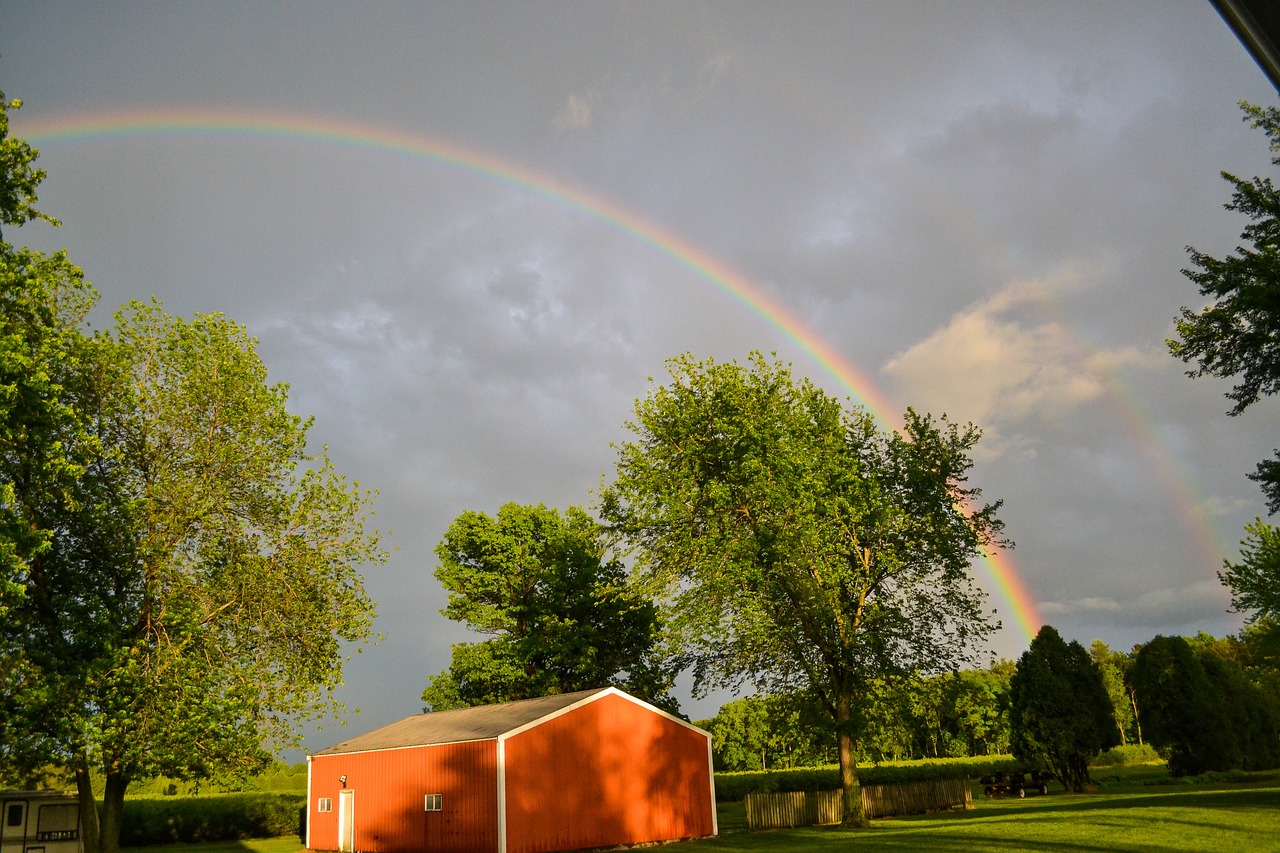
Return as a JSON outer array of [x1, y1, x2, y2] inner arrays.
[[20, 107, 1044, 645]]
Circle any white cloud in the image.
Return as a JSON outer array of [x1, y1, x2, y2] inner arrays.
[[882, 269, 1166, 455]]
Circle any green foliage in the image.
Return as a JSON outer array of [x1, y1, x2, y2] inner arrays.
[[0, 112, 384, 853], [423, 502, 677, 712], [1131, 635, 1238, 776], [1092, 743, 1162, 767], [0, 94, 60, 232], [851, 664, 1014, 763], [129, 762, 309, 797], [704, 693, 835, 771], [601, 352, 1005, 826], [1010, 626, 1118, 792], [712, 756, 1021, 802], [1221, 519, 1280, 624], [1089, 640, 1140, 747], [1170, 102, 1280, 515], [119, 794, 303, 846]]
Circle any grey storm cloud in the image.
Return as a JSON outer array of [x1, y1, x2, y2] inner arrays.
[[3, 0, 1276, 747]]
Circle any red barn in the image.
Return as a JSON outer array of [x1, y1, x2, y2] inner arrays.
[[306, 687, 717, 853]]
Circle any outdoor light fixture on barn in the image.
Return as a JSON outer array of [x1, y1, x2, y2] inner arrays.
[[305, 687, 717, 853]]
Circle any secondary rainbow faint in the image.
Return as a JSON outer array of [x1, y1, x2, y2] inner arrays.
[[21, 107, 1046, 646]]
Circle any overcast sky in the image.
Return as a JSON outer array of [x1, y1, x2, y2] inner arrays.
[[4, 1, 1278, 748]]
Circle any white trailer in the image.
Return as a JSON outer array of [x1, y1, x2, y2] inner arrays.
[[0, 792, 83, 853]]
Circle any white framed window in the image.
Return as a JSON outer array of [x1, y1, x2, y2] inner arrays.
[[424, 794, 442, 812], [317, 798, 333, 813]]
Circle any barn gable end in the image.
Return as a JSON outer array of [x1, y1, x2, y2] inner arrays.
[[306, 688, 716, 853]]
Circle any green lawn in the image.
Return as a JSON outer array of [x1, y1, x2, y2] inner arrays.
[[124, 839, 303, 853], [122, 779, 1280, 853], [684, 781, 1280, 852]]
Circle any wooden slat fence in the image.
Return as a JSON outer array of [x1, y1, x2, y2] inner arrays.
[[743, 777, 971, 829]]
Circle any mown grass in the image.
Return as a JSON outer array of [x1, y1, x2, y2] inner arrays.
[[123, 840, 303, 853], [120, 765, 1280, 853], [684, 779, 1280, 852]]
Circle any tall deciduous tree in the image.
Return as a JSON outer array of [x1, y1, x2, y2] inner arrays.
[[600, 352, 1004, 828], [1089, 639, 1139, 747], [423, 502, 677, 713], [0, 103, 384, 853], [1009, 626, 1116, 792], [1131, 635, 1236, 776]]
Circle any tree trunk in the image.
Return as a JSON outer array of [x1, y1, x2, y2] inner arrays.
[[98, 766, 128, 853], [1130, 689, 1143, 745], [836, 693, 870, 829], [73, 757, 100, 853]]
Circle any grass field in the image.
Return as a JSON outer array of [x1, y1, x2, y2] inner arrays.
[[684, 780, 1280, 852], [121, 777, 1280, 853]]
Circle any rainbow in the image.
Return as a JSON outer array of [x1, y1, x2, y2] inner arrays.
[[19, 107, 1044, 644]]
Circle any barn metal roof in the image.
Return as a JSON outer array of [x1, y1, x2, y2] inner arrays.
[[311, 688, 612, 756]]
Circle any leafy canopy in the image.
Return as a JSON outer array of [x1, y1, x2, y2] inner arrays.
[[0, 93, 60, 234], [1170, 101, 1280, 512], [0, 102, 383, 853], [1009, 625, 1117, 792], [601, 351, 1005, 826], [423, 502, 676, 712]]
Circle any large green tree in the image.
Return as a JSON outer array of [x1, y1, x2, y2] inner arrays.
[[1009, 626, 1117, 792], [600, 352, 1005, 828], [1170, 102, 1280, 643], [1171, 101, 1280, 511], [422, 502, 677, 713], [1131, 635, 1238, 776], [0, 101, 384, 853]]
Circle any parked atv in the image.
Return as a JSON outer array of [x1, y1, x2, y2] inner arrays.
[[979, 769, 1054, 797]]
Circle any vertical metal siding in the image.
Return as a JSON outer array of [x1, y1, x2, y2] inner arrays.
[[502, 693, 715, 853], [308, 740, 499, 853]]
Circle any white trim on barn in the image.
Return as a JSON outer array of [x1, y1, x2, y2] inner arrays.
[[496, 736, 508, 853]]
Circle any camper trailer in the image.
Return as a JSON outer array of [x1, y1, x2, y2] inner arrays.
[[0, 792, 82, 853]]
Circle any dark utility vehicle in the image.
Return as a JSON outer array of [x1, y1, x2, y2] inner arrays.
[[979, 769, 1055, 797]]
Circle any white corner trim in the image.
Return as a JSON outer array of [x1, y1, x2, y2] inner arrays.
[[706, 734, 719, 837], [496, 738, 507, 853], [305, 755, 313, 850]]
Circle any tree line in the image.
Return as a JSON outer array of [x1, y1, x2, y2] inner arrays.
[[694, 624, 1280, 784]]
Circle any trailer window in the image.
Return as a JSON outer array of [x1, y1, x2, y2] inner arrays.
[[424, 794, 442, 812], [6, 803, 24, 828], [36, 804, 78, 841]]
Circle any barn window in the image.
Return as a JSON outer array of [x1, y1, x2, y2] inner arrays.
[[424, 794, 442, 812], [317, 798, 333, 813]]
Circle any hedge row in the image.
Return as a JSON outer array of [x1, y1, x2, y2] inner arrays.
[[120, 793, 304, 846], [713, 756, 1023, 802]]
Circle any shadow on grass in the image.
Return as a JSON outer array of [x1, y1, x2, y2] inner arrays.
[[702, 784, 1280, 852]]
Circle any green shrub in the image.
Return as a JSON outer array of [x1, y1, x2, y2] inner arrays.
[[120, 793, 304, 846], [1093, 743, 1163, 767], [712, 756, 1023, 802]]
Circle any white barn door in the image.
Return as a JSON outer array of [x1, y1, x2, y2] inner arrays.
[[338, 790, 355, 853]]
